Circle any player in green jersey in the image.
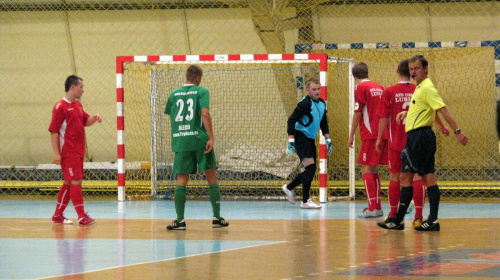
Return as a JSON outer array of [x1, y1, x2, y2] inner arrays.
[[164, 64, 229, 230]]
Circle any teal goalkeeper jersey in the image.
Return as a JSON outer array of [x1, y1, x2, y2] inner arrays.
[[164, 84, 210, 152]]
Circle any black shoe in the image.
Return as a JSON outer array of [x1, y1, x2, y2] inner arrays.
[[212, 217, 229, 228], [166, 219, 186, 230], [414, 220, 440, 231], [377, 217, 404, 230]]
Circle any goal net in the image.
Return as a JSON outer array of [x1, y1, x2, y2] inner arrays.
[[116, 54, 354, 201], [299, 43, 499, 199]]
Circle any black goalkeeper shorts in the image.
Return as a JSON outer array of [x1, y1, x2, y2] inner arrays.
[[294, 130, 317, 162]]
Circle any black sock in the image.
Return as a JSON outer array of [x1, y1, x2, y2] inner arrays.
[[301, 164, 316, 203], [394, 186, 413, 223], [287, 173, 303, 190], [302, 179, 311, 202], [426, 185, 440, 223]]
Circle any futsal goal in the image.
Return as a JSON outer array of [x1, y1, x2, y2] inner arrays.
[[116, 54, 354, 202]]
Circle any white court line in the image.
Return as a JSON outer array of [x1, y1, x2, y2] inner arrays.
[[37, 240, 287, 280]]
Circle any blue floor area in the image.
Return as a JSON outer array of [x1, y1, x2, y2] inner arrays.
[[1, 200, 499, 279], [0, 200, 499, 220], [0, 238, 279, 279]]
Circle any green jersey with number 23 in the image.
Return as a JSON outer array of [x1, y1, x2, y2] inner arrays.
[[164, 84, 210, 152]]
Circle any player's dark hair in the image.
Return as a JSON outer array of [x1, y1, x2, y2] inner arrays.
[[186, 64, 203, 82], [65, 75, 83, 92], [398, 59, 410, 78], [305, 77, 320, 88], [352, 62, 369, 79], [409, 55, 428, 69]]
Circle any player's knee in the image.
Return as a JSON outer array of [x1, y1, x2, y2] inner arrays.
[[303, 163, 316, 181], [301, 157, 315, 166]]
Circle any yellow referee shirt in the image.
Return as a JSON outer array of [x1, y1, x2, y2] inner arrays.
[[405, 78, 446, 132]]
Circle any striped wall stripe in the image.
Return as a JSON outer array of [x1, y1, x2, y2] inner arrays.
[[295, 40, 500, 87]]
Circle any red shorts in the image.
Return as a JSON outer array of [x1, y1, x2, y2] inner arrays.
[[358, 139, 388, 166], [388, 148, 403, 173], [61, 157, 84, 181]]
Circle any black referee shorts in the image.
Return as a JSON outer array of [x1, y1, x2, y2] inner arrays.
[[401, 126, 436, 176], [294, 130, 317, 162]]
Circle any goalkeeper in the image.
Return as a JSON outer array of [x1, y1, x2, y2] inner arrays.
[[282, 77, 332, 209], [164, 64, 228, 230]]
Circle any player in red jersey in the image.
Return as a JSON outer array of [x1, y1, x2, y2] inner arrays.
[[377, 59, 449, 227], [376, 59, 426, 227], [348, 62, 387, 218], [49, 75, 102, 225]]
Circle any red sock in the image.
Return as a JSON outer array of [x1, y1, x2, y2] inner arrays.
[[388, 180, 401, 218], [363, 173, 377, 211], [70, 184, 85, 218], [413, 179, 426, 219], [54, 183, 71, 216], [373, 173, 382, 210]]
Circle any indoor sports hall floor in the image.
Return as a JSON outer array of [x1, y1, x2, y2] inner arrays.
[[0, 199, 499, 280]]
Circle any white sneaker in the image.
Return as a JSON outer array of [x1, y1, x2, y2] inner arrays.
[[282, 184, 295, 204], [358, 208, 383, 218], [406, 200, 415, 214], [300, 198, 322, 209], [376, 209, 384, 216]]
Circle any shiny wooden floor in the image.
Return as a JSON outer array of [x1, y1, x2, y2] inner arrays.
[[0, 200, 499, 280]]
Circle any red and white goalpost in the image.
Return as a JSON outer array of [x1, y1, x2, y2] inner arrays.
[[116, 53, 334, 202]]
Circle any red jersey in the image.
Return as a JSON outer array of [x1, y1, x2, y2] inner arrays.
[[48, 98, 90, 158], [354, 80, 386, 140], [376, 81, 416, 152]]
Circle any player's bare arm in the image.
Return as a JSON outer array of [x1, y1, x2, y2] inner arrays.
[[348, 112, 361, 148], [201, 108, 214, 153], [50, 132, 61, 165], [395, 111, 407, 124], [376, 117, 389, 154], [437, 107, 468, 146], [85, 114, 102, 126]]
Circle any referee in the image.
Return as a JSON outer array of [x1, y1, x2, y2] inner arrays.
[[378, 55, 468, 232]]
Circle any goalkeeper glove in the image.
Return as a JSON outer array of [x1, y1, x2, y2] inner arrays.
[[326, 137, 333, 156], [286, 139, 296, 156]]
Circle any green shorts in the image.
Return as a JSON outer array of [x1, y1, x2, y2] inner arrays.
[[173, 149, 217, 174]]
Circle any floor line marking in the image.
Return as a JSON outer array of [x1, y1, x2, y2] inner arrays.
[[37, 240, 286, 280]]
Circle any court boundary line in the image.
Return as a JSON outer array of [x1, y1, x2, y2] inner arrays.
[[36, 240, 287, 280]]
